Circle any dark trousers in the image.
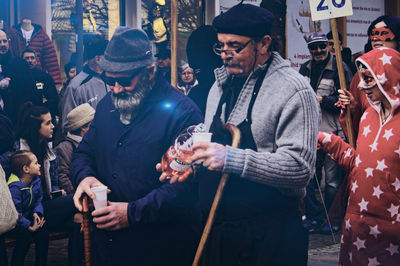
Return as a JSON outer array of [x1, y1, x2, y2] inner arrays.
[[6, 226, 49, 266], [201, 210, 308, 266], [0, 234, 8, 266], [43, 194, 83, 266]]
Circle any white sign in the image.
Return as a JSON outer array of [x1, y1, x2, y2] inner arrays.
[[219, 0, 262, 13], [286, 1, 330, 70], [309, 0, 353, 21]]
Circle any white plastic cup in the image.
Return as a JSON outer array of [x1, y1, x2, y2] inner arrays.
[[91, 186, 108, 210], [192, 132, 212, 144]]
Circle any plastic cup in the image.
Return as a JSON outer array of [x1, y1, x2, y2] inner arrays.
[[91, 186, 108, 210], [192, 132, 212, 144]]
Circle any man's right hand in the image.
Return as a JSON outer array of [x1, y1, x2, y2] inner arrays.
[[338, 89, 354, 107], [73, 176, 108, 212]]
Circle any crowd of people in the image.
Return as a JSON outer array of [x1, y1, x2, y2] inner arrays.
[[0, 2, 399, 266]]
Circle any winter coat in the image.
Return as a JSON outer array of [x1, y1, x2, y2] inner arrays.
[[70, 74, 203, 265], [15, 139, 60, 198], [13, 23, 62, 84], [300, 53, 353, 137], [29, 67, 60, 117], [7, 174, 44, 229], [319, 48, 400, 266], [0, 52, 39, 123], [54, 133, 79, 194], [61, 65, 108, 134]]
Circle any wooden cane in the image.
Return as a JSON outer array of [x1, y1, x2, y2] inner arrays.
[[82, 195, 91, 266], [192, 124, 241, 266]]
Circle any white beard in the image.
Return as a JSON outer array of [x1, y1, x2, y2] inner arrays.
[[111, 71, 152, 125]]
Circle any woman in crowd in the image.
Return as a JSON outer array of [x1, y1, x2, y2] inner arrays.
[[176, 63, 198, 96], [319, 47, 400, 265]]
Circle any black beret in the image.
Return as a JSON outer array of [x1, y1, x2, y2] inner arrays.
[[212, 3, 274, 38]]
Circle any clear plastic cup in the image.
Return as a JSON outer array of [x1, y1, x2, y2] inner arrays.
[[91, 186, 108, 210], [192, 132, 212, 144]]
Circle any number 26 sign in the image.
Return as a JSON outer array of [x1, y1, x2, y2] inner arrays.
[[309, 0, 353, 21]]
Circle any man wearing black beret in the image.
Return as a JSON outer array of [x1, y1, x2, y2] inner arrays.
[[161, 3, 320, 265]]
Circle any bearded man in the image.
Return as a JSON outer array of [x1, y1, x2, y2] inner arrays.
[[71, 27, 203, 266]]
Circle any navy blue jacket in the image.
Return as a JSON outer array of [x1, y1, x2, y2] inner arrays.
[[70, 75, 203, 265], [8, 174, 44, 229]]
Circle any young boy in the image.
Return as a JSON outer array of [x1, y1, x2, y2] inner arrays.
[[6, 150, 49, 266]]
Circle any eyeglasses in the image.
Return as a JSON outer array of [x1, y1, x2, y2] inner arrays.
[[102, 68, 144, 87], [213, 40, 252, 56], [308, 43, 327, 50], [181, 71, 193, 76], [0, 39, 8, 44]]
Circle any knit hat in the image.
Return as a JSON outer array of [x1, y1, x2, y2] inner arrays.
[[67, 103, 95, 131], [306, 32, 328, 45], [100, 27, 154, 73], [212, 3, 274, 38]]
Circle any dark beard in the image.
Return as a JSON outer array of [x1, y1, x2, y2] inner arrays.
[[111, 71, 152, 125]]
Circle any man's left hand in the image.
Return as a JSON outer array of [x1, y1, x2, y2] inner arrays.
[[92, 202, 129, 231], [189, 142, 226, 171]]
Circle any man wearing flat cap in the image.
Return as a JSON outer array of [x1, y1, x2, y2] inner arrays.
[[299, 32, 352, 233], [71, 27, 203, 265], [161, 3, 320, 265]]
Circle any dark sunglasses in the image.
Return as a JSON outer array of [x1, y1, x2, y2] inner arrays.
[[102, 68, 145, 87], [308, 43, 327, 50]]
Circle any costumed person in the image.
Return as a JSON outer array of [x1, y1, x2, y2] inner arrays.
[[318, 47, 400, 265], [71, 27, 203, 266], [159, 3, 320, 265]]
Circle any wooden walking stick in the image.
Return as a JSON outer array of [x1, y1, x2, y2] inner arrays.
[[82, 195, 91, 266], [192, 124, 241, 266]]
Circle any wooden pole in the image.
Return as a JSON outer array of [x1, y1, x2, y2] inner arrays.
[[192, 124, 241, 266], [82, 195, 91, 266], [170, 0, 178, 87], [330, 18, 355, 147]]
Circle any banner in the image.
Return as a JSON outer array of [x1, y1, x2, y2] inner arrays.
[[286, 1, 330, 70], [219, 0, 261, 12], [346, 0, 385, 54]]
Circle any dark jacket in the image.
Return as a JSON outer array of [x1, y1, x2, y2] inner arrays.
[[13, 23, 62, 84], [70, 74, 203, 265], [299, 53, 353, 136], [29, 67, 60, 117], [7, 174, 44, 229], [0, 52, 39, 123]]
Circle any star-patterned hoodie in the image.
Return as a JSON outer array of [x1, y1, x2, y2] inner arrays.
[[318, 47, 400, 266]]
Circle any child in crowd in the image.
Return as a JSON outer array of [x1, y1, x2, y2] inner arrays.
[[6, 150, 48, 266]]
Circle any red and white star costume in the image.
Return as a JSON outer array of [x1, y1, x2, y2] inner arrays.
[[319, 48, 400, 265]]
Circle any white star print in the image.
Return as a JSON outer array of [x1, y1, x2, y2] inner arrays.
[[351, 181, 359, 193], [383, 129, 394, 141], [386, 243, 399, 255], [369, 142, 378, 152], [395, 146, 400, 158], [368, 257, 380, 266], [361, 111, 368, 122], [321, 132, 332, 144], [345, 219, 351, 230], [355, 155, 362, 167], [392, 178, 400, 192], [387, 204, 399, 218], [372, 185, 383, 199], [377, 73, 387, 84], [365, 168, 374, 178], [353, 237, 366, 251], [379, 53, 392, 65], [376, 159, 388, 171], [363, 125, 372, 137], [393, 83, 400, 95], [369, 225, 381, 239], [359, 198, 369, 212], [344, 148, 352, 158]]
